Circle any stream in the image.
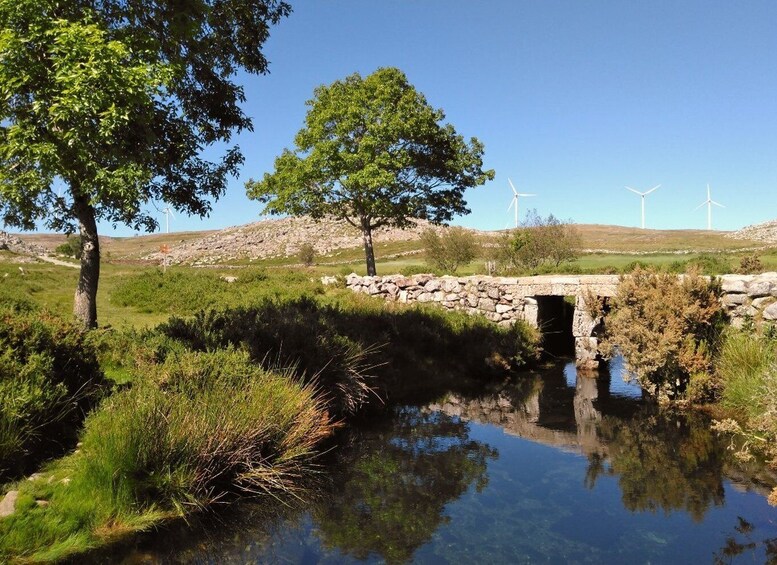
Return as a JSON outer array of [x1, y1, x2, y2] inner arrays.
[[92, 358, 777, 564]]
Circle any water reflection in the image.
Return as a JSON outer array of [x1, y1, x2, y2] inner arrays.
[[94, 359, 777, 564], [314, 408, 496, 563]]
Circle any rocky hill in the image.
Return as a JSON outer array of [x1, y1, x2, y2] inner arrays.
[[727, 220, 777, 244], [142, 216, 447, 265]]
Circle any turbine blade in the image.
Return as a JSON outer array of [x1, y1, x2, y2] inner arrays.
[[508, 178, 518, 196], [517, 193, 536, 197], [625, 186, 643, 195], [507, 198, 515, 211], [693, 201, 706, 211], [644, 184, 660, 195], [711, 200, 724, 208]]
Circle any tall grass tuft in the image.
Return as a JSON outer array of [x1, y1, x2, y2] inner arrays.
[[718, 330, 775, 419], [0, 349, 335, 563]]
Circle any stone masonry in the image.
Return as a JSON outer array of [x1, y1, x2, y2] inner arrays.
[[346, 272, 777, 370]]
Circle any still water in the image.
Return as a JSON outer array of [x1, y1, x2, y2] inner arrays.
[[105, 359, 777, 564]]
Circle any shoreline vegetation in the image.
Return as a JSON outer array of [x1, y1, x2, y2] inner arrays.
[[1, 261, 777, 562], [0, 268, 538, 563]]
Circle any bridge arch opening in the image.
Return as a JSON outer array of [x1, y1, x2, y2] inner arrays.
[[535, 295, 575, 357]]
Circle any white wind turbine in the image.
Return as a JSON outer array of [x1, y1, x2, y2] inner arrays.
[[625, 185, 660, 229], [507, 178, 535, 228], [694, 184, 724, 230], [162, 206, 175, 234]]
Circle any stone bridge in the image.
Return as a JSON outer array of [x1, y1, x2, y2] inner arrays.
[[345, 273, 777, 369]]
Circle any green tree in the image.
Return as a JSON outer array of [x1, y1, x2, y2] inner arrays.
[[421, 226, 478, 274], [0, 0, 291, 328], [246, 67, 494, 276], [496, 210, 580, 272]]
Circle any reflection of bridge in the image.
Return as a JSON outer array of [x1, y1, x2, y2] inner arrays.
[[427, 362, 776, 500], [428, 367, 618, 460], [346, 273, 777, 369]]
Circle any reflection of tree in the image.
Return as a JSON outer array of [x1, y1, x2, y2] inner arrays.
[[314, 407, 497, 564], [588, 409, 725, 521]]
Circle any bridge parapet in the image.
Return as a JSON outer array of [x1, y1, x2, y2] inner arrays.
[[345, 272, 777, 370]]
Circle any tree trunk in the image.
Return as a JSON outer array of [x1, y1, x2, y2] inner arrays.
[[361, 221, 377, 276], [73, 194, 100, 329]]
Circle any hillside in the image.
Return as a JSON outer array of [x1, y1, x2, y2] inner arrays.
[[5, 218, 772, 267]]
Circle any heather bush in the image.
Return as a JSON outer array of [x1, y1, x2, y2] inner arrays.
[[0, 308, 106, 479], [600, 267, 725, 399]]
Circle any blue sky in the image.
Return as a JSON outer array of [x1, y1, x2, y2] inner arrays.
[[105, 1, 777, 235]]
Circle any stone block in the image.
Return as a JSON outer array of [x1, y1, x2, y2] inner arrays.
[[398, 290, 409, 303], [752, 296, 775, 309], [764, 302, 777, 320], [432, 291, 445, 302], [486, 286, 500, 299], [495, 304, 513, 314], [721, 276, 748, 293], [722, 294, 748, 306], [477, 297, 497, 312], [747, 281, 773, 297], [485, 312, 502, 322], [417, 292, 433, 303], [441, 278, 461, 293], [425, 279, 442, 292]]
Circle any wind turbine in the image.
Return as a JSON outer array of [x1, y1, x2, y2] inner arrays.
[[507, 178, 535, 228], [694, 184, 724, 230], [162, 206, 175, 234], [625, 185, 660, 229]]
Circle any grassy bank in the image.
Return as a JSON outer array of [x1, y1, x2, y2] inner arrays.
[[0, 267, 539, 562]]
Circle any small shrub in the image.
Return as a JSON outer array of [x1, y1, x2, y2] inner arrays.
[[421, 227, 478, 274], [495, 210, 580, 273], [738, 254, 763, 275], [54, 235, 82, 259], [298, 243, 315, 266]]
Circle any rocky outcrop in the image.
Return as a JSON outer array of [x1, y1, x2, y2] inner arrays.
[[726, 220, 777, 244], [0, 231, 46, 256], [141, 216, 448, 265]]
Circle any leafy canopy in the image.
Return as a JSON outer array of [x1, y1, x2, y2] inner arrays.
[[246, 67, 494, 230], [0, 0, 291, 233]]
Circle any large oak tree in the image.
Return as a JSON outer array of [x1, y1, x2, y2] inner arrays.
[[246, 67, 494, 276], [0, 0, 290, 328]]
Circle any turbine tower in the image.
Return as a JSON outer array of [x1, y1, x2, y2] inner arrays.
[[625, 185, 660, 229], [162, 206, 175, 234], [694, 184, 724, 230], [507, 178, 535, 228]]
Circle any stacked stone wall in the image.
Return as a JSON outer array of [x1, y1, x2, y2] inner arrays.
[[345, 272, 777, 368]]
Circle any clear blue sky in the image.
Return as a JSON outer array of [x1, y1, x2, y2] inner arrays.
[[107, 0, 777, 235]]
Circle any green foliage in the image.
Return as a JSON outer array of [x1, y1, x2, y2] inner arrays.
[[247, 67, 494, 275], [0, 308, 105, 479], [421, 227, 478, 274], [54, 235, 83, 259], [601, 267, 725, 399], [110, 268, 329, 315], [0, 349, 333, 563], [298, 243, 315, 266], [667, 254, 732, 275], [159, 299, 374, 417], [495, 211, 581, 273], [0, 0, 290, 327]]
